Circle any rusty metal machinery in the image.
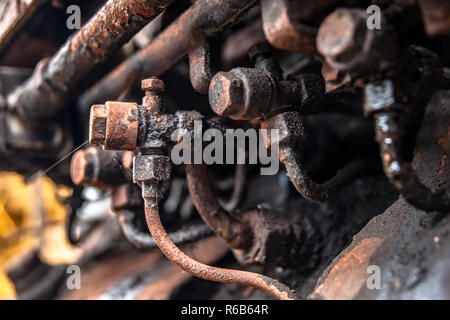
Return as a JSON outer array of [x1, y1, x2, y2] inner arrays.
[[0, 0, 450, 301]]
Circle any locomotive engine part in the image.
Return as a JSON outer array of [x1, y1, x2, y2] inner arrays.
[[1, 0, 449, 302]]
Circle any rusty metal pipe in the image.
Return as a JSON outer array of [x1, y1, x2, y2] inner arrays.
[[143, 196, 298, 300], [79, 0, 259, 110], [6, 0, 176, 119]]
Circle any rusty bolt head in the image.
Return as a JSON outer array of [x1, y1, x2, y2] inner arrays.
[[89, 101, 139, 150], [317, 9, 366, 67], [209, 71, 244, 117], [89, 104, 107, 146], [141, 77, 165, 92]]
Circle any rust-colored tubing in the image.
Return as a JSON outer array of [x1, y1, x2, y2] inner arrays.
[[144, 197, 298, 300], [7, 0, 176, 119], [79, 0, 258, 111]]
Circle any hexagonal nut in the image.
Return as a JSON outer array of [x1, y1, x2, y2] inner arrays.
[[89, 104, 107, 146], [364, 80, 397, 116], [141, 78, 165, 92], [260, 112, 305, 148], [133, 154, 171, 183], [209, 71, 244, 117], [317, 9, 366, 67]]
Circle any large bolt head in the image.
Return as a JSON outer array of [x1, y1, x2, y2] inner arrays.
[[89, 102, 139, 150], [89, 104, 107, 146], [209, 71, 244, 117], [317, 9, 366, 68]]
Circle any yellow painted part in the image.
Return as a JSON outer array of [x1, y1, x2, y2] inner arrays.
[[0, 269, 16, 300], [0, 172, 81, 295]]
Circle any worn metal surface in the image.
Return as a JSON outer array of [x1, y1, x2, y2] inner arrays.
[[6, 0, 176, 120], [310, 91, 450, 299]]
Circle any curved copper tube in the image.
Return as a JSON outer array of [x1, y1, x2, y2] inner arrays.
[[143, 197, 298, 300]]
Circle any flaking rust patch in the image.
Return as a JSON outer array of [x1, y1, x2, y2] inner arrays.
[[311, 237, 384, 300]]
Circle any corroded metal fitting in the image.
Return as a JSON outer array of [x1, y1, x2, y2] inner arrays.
[[89, 101, 139, 150], [133, 154, 172, 183], [209, 68, 275, 120], [209, 44, 324, 120]]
